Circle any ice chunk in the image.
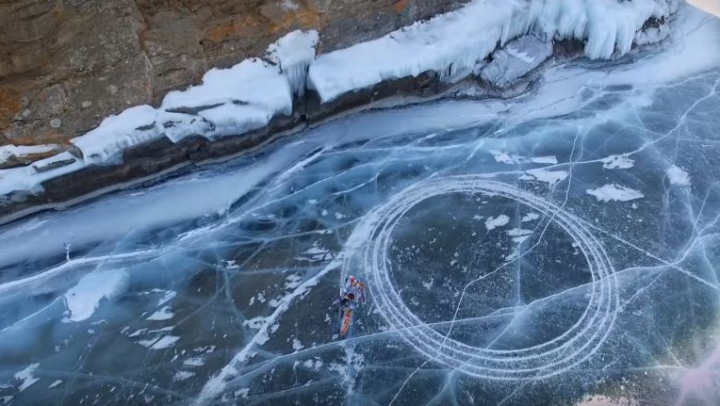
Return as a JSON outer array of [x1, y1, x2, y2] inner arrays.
[[70, 105, 159, 163], [155, 111, 215, 143], [587, 184, 644, 202], [267, 30, 319, 95], [63, 269, 130, 323], [161, 59, 293, 140], [481, 35, 553, 88]]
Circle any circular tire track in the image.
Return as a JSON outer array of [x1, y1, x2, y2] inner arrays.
[[344, 176, 618, 380]]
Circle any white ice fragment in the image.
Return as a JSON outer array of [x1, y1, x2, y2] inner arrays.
[[586, 184, 645, 202], [530, 156, 558, 164], [14, 363, 40, 392], [147, 306, 174, 321], [292, 338, 304, 351], [138, 335, 180, 350], [601, 154, 635, 169], [267, 30, 319, 95], [485, 215, 510, 231], [63, 269, 130, 323], [48, 380, 62, 389], [128, 328, 147, 338], [173, 371, 195, 381], [183, 357, 205, 367], [522, 213, 540, 222], [666, 165, 690, 186], [520, 168, 568, 185]]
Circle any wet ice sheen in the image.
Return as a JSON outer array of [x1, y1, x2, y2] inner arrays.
[[1, 7, 720, 406]]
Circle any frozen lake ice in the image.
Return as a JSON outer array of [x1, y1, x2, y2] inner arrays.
[[2, 10, 720, 406]]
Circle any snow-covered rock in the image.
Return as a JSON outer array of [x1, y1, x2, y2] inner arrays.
[[308, 0, 680, 102], [70, 30, 319, 163], [267, 30, 319, 95], [481, 35, 553, 87]]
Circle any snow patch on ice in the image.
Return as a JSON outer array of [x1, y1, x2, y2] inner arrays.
[[530, 156, 558, 164], [667, 165, 690, 186], [601, 154, 635, 169], [138, 335, 180, 350], [522, 213, 540, 222], [147, 306, 174, 321], [520, 168, 569, 185], [173, 371, 195, 381], [14, 363, 40, 392], [183, 357, 205, 367], [63, 269, 130, 323], [491, 150, 525, 164], [48, 380, 62, 389], [485, 215, 510, 231], [587, 184, 645, 202]]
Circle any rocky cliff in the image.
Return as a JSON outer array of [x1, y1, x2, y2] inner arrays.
[[0, 0, 464, 150]]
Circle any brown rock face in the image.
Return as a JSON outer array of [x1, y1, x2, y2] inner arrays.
[[1, 0, 465, 148]]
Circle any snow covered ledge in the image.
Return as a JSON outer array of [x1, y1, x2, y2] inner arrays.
[[307, 0, 681, 102], [0, 0, 697, 223]]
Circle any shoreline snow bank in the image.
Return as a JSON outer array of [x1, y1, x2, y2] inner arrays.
[[308, 0, 680, 102], [0, 0, 705, 199], [70, 30, 318, 164]]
